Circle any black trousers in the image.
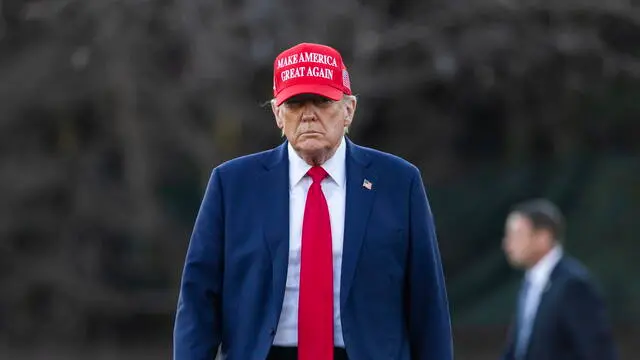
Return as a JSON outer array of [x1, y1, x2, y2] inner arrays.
[[267, 346, 348, 360]]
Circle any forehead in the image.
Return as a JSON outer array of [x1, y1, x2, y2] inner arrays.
[[506, 213, 531, 231]]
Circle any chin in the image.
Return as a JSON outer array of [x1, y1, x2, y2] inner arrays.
[[296, 138, 328, 151], [298, 146, 326, 158], [506, 256, 525, 268]]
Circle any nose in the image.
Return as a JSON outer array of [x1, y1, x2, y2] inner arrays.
[[300, 102, 317, 122]]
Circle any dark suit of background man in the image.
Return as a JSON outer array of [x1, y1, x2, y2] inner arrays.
[[500, 199, 618, 360], [172, 42, 453, 360]]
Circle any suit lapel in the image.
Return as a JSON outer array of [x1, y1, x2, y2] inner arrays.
[[260, 142, 289, 315], [524, 280, 554, 357], [526, 258, 565, 354], [340, 139, 376, 308]]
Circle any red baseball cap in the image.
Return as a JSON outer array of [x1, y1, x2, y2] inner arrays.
[[273, 43, 352, 106]]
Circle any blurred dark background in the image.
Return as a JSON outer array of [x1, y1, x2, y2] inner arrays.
[[0, 0, 638, 359]]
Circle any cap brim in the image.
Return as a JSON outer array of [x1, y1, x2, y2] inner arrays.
[[275, 84, 343, 106]]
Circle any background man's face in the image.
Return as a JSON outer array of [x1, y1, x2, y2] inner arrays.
[[502, 213, 546, 268]]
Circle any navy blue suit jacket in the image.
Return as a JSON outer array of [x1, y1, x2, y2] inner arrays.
[[501, 256, 618, 360], [173, 138, 453, 360]]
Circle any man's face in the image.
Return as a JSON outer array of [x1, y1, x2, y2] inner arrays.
[[502, 213, 548, 268], [272, 94, 355, 162]]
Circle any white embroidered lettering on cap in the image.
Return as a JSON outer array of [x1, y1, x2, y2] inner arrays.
[[276, 52, 338, 69], [280, 66, 334, 81], [307, 67, 333, 79], [281, 66, 306, 81]]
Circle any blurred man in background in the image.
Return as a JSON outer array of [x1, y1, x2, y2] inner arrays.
[[500, 198, 618, 360], [173, 42, 452, 360]]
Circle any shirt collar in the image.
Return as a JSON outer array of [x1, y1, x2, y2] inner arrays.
[[288, 136, 346, 190], [525, 245, 563, 285]]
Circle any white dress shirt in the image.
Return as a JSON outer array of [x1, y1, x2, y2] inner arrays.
[[520, 245, 563, 333], [273, 136, 346, 347]]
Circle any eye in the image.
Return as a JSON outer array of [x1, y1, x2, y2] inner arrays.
[[314, 97, 333, 106], [284, 100, 303, 109]]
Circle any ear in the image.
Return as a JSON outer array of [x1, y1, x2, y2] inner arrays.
[[272, 100, 284, 129], [343, 96, 357, 127], [539, 229, 556, 249]]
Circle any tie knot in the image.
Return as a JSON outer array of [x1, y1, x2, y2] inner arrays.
[[307, 166, 328, 183]]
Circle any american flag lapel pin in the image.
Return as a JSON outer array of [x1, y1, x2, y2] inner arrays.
[[362, 179, 372, 190]]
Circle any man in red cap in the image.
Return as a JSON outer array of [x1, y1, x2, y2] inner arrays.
[[173, 42, 453, 360]]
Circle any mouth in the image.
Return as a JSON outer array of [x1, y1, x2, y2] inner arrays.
[[299, 131, 322, 136]]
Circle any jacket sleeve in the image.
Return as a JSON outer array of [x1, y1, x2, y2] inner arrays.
[[173, 168, 225, 360], [406, 167, 454, 360], [561, 277, 618, 360]]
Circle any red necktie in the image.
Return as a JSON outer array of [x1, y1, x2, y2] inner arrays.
[[298, 166, 334, 360]]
